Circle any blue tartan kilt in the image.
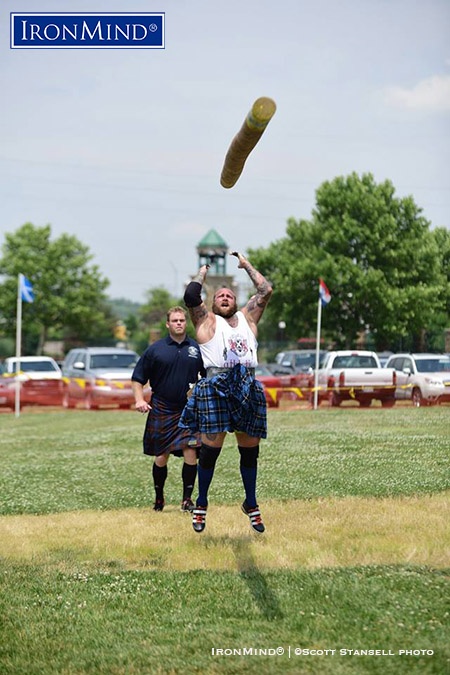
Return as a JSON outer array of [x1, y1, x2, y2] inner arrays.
[[143, 397, 201, 457], [178, 366, 267, 439]]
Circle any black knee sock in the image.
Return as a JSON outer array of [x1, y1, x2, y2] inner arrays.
[[238, 446, 259, 508], [152, 463, 167, 501], [197, 444, 222, 507], [182, 462, 197, 500]]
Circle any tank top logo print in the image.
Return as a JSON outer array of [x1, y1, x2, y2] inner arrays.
[[228, 334, 249, 359], [199, 312, 258, 369]]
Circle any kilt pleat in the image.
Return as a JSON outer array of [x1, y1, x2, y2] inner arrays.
[[179, 364, 267, 438], [143, 397, 201, 456]]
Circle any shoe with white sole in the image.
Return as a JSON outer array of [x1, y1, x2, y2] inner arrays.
[[241, 501, 265, 533]]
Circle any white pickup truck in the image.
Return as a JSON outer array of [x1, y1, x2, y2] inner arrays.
[[314, 350, 397, 407], [2, 356, 61, 379]]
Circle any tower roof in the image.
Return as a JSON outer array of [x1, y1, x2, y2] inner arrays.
[[197, 229, 228, 248]]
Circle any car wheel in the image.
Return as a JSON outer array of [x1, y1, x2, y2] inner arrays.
[[411, 388, 425, 407], [62, 389, 75, 409], [84, 393, 98, 410], [381, 397, 396, 408], [359, 399, 372, 408], [328, 391, 341, 407]]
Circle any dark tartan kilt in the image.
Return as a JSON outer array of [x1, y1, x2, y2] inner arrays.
[[143, 397, 201, 457], [179, 370, 267, 439]]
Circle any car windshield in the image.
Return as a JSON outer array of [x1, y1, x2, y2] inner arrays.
[[90, 354, 137, 369], [294, 354, 315, 369], [255, 365, 271, 376], [18, 361, 58, 372], [415, 358, 450, 373], [333, 356, 378, 368]]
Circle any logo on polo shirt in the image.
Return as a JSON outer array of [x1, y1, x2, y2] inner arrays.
[[188, 346, 200, 359]]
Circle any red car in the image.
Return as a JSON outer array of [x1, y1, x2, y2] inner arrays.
[[0, 374, 64, 410], [255, 364, 299, 408]]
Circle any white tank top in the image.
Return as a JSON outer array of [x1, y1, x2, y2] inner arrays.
[[200, 311, 258, 368]]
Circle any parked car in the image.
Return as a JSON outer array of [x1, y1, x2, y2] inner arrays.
[[275, 349, 326, 373], [255, 364, 307, 407], [384, 353, 450, 406], [265, 362, 294, 376], [2, 355, 62, 379], [255, 364, 284, 408], [272, 350, 327, 399], [61, 347, 145, 410], [313, 350, 397, 407], [0, 356, 63, 409], [376, 351, 393, 367]]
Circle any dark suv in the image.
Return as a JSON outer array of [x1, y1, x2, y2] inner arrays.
[[275, 349, 326, 373], [61, 347, 142, 410]]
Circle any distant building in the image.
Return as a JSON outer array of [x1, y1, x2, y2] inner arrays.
[[192, 229, 239, 307]]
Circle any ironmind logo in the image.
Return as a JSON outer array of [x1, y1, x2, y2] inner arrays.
[[10, 12, 165, 49]]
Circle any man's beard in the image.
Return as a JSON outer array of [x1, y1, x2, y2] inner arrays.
[[213, 301, 238, 318]]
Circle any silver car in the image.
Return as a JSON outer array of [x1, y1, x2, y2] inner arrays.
[[384, 353, 450, 406], [61, 347, 142, 410]]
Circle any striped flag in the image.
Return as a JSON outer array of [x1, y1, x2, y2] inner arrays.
[[319, 278, 331, 306]]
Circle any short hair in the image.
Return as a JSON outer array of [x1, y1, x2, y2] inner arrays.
[[167, 306, 187, 321]]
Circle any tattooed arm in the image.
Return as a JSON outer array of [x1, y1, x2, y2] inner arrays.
[[183, 265, 216, 342], [231, 251, 273, 330]]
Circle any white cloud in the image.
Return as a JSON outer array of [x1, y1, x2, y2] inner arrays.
[[384, 74, 450, 112]]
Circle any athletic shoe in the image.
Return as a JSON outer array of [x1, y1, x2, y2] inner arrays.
[[181, 498, 194, 512], [192, 506, 207, 533], [153, 499, 165, 512], [241, 501, 265, 533]]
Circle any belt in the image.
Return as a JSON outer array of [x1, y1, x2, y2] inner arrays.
[[206, 366, 255, 378]]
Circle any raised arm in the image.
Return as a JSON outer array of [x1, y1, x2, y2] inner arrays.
[[183, 265, 216, 342], [231, 251, 273, 329]]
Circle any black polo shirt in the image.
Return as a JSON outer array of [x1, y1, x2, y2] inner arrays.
[[132, 335, 205, 409]]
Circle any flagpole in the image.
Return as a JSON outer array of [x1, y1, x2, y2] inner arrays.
[[313, 296, 322, 410], [15, 273, 23, 418]]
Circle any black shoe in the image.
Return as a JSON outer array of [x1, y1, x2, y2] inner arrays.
[[153, 499, 165, 512], [192, 506, 207, 532], [242, 501, 265, 533], [181, 498, 194, 512]]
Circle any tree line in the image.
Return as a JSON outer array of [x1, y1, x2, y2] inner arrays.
[[0, 173, 449, 357], [251, 173, 450, 352]]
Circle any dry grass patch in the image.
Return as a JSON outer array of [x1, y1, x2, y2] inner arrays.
[[1, 492, 448, 571]]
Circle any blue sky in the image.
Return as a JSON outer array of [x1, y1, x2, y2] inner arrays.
[[1, 0, 449, 302]]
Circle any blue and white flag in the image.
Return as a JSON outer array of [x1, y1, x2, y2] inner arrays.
[[319, 278, 331, 306], [20, 274, 34, 303]]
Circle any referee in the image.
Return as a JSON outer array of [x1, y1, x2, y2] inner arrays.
[[131, 306, 205, 512]]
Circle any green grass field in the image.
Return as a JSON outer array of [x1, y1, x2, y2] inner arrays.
[[0, 406, 449, 674]]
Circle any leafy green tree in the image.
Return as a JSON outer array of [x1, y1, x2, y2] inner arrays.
[[424, 227, 450, 351], [138, 287, 177, 326], [108, 297, 141, 321], [131, 287, 186, 353], [431, 227, 450, 313], [0, 223, 111, 354], [248, 173, 448, 351]]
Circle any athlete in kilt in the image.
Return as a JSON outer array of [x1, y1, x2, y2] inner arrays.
[[179, 251, 273, 533], [131, 306, 205, 512]]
